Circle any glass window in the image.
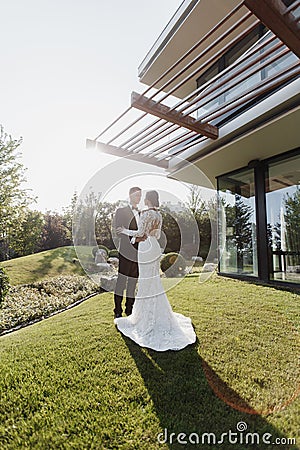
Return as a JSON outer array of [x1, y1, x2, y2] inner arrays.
[[218, 168, 258, 276], [282, 0, 296, 6], [196, 25, 266, 90], [266, 153, 300, 284], [195, 25, 297, 124]]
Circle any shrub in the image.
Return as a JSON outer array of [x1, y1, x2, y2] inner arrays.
[[0, 275, 100, 333], [160, 252, 186, 278], [108, 249, 119, 258], [92, 245, 109, 257], [0, 268, 9, 307]]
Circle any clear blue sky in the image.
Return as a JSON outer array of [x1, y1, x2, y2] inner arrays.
[[0, 0, 182, 212]]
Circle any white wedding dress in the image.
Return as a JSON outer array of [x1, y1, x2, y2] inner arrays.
[[114, 209, 196, 351]]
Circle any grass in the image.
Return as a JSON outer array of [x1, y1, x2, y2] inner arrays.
[[0, 247, 87, 285], [0, 274, 299, 449]]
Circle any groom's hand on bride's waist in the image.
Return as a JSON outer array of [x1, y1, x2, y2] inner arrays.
[[135, 235, 147, 242]]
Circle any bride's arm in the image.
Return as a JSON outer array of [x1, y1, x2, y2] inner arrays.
[[130, 212, 149, 244], [117, 228, 135, 236], [117, 212, 148, 242]]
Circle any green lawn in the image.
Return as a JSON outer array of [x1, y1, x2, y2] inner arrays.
[[0, 275, 299, 449], [0, 247, 88, 285]]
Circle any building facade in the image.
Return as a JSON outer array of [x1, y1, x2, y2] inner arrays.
[[89, 0, 300, 289]]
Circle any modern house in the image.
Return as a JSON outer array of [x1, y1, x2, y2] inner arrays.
[[87, 0, 300, 289]]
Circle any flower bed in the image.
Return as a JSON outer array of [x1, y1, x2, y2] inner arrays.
[[0, 275, 100, 334]]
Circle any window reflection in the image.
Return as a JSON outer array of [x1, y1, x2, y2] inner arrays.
[[266, 154, 300, 283], [218, 169, 258, 276]]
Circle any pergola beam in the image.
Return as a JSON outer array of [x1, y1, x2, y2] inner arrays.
[[244, 0, 300, 58], [131, 92, 219, 140], [86, 139, 168, 168]]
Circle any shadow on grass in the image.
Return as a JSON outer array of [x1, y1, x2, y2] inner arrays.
[[30, 247, 79, 280], [121, 335, 298, 450]]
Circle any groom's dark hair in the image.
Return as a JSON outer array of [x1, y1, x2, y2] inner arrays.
[[129, 186, 141, 195]]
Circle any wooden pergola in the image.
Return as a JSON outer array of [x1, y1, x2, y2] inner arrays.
[[87, 0, 300, 167]]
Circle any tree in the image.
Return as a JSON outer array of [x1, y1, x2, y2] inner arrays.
[[72, 191, 120, 248], [39, 211, 70, 250], [95, 201, 119, 249], [267, 222, 281, 250], [225, 195, 253, 272], [62, 191, 79, 245], [186, 185, 214, 259], [284, 187, 300, 265], [0, 126, 35, 260], [160, 205, 181, 252], [9, 209, 44, 256], [73, 191, 103, 246], [186, 185, 207, 219]]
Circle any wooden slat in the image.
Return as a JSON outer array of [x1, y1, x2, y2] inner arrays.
[[86, 139, 168, 168], [131, 92, 219, 140], [244, 0, 300, 58]]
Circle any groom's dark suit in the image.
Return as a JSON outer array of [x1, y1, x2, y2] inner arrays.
[[114, 205, 139, 317]]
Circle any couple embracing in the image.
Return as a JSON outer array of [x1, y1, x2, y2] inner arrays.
[[113, 187, 196, 352]]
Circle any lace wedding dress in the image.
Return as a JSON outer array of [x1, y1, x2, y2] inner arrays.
[[114, 209, 196, 351]]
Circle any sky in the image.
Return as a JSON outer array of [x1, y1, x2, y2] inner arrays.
[[0, 0, 183, 212]]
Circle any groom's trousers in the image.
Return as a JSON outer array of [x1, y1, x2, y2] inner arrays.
[[114, 255, 138, 316]]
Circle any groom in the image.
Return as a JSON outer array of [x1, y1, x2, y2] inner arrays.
[[113, 186, 145, 318]]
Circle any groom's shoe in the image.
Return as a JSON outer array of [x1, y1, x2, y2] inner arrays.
[[114, 313, 122, 319]]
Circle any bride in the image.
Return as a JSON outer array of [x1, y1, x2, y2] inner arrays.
[[114, 190, 196, 351]]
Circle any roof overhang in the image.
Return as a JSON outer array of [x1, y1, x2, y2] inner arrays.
[[138, 0, 258, 99]]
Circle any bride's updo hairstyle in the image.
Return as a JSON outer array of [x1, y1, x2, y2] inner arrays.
[[145, 190, 159, 207]]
